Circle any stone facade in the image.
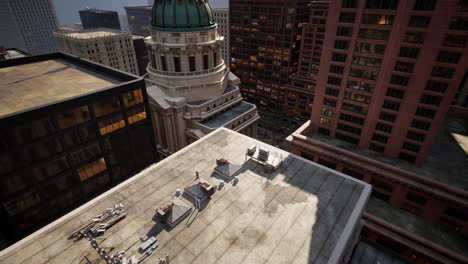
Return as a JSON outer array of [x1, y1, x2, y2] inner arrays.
[[145, 27, 259, 157], [54, 29, 139, 75]]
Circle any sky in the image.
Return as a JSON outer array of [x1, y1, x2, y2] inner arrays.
[[53, 0, 229, 25]]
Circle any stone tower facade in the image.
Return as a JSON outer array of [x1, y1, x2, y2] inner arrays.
[[145, 0, 259, 157]]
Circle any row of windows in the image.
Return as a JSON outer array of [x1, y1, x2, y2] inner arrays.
[[342, 0, 437, 11]]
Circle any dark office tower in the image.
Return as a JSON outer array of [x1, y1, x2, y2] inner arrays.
[[309, 0, 468, 165], [79, 9, 121, 30], [0, 53, 157, 248], [125, 6, 153, 36], [284, 1, 329, 123], [0, 0, 58, 55], [132, 35, 149, 75], [230, 0, 310, 143]]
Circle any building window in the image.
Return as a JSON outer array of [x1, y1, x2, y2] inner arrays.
[[203, 54, 209, 70], [361, 14, 394, 25], [355, 42, 386, 55], [318, 128, 331, 136], [420, 94, 443, 106], [335, 132, 359, 144], [93, 97, 121, 118], [399, 47, 420, 58], [372, 133, 389, 143], [98, 114, 126, 135], [174, 57, 181, 72], [342, 0, 358, 8], [337, 123, 362, 135], [321, 107, 335, 117], [406, 192, 427, 206], [399, 152, 416, 163], [359, 28, 390, 40], [383, 100, 400, 111], [403, 31, 425, 44], [127, 105, 147, 124], [160, 56, 167, 71], [369, 143, 385, 153], [77, 158, 107, 181], [324, 98, 337, 107], [214, 51, 218, 66], [347, 80, 375, 92], [336, 26, 353, 37], [342, 102, 368, 115], [408, 16, 431, 28], [345, 91, 371, 104], [394, 61, 414, 73], [326, 87, 340, 97], [376, 122, 393, 133], [414, 0, 437, 10], [343, 168, 364, 180], [450, 17, 468, 30], [330, 65, 344, 74], [444, 34, 467, 48], [365, 0, 399, 9], [437, 51, 462, 64], [339, 12, 356, 23], [320, 117, 333, 127], [332, 52, 347, 62], [407, 130, 426, 142], [189, 56, 196, 71], [352, 56, 382, 68], [349, 68, 378, 80], [2, 191, 40, 216], [415, 107, 437, 119], [403, 142, 421, 153], [425, 80, 448, 93], [379, 112, 397, 122], [390, 75, 410, 86], [334, 40, 349, 50], [123, 89, 144, 107], [318, 158, 337, 169], [411, 119, 431, 131], [327, 76, 342, 86], [431, 66, 455, 79], [56, 106, 91, 129], [340, 113, 365, 125], [444, 207, 467, 221], [386, 87, 405, 99]]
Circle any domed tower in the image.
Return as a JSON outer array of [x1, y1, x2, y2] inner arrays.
[[145, 0, 259, 157]]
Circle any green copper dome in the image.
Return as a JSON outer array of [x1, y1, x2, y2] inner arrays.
[[151, 0, 216, 32]]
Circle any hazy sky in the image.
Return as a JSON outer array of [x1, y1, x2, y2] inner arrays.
[[53, 0, 229, 25]]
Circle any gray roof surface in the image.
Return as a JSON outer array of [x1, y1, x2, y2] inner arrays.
[[0, 128, 370, 264], [307, 118, 468, 190], [201, 101, 255, 128], [350, 240, 408, 264], [366, 197, 468, 257], [169, 197, 192, 224]]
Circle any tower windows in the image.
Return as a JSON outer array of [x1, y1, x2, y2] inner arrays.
[[174, 57, 181, 72], [203, 54, 209, 70], [189, 56, 196, 72], [161, 56, 167, 71]]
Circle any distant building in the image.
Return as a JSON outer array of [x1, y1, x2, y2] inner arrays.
[[0, 52, 157, 248], [132, 35, 149, 75], [125, 6, 152, 36], [0, 47, 29, 61], [145, 0, 259, 157], [0, 0, 58, 55], [212, 8, 230, 64], [54, 29, 139, 75], [79, 9, 121, 30]]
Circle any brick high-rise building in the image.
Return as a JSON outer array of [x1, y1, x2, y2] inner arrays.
[[308, 0, 468, 166], [0, 0, 58, 55], [283, 1, 329, 124], [229, 0, 310, 143]]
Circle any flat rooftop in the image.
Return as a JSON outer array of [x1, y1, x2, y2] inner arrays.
[[0, 128, 370, 264], [366, 197, 468, 257], [201, 101, 256, 128], [62, 31, 120, 39], [0, 58, 120, 118], [306, 118, 468, 190], [1, 49, 28, 60]]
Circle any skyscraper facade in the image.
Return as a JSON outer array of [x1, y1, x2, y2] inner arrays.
[[0, 0, 58, 55], [310, 0, 468, 165], [125, 6, 152, 37], [79, 9, 121, 30], [283, 1, 329, 123], [54, 29, 139, 75], [212, 8, 230, 64], [229, 0, 310, 143]]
